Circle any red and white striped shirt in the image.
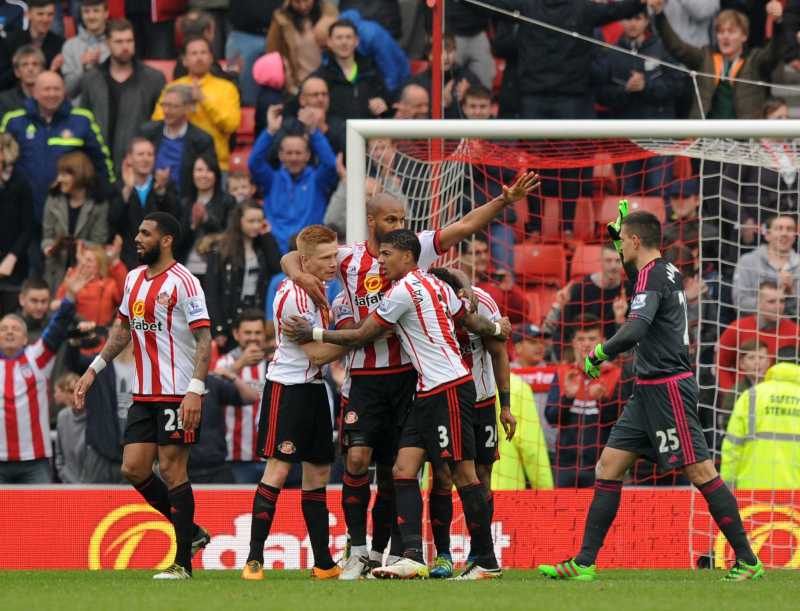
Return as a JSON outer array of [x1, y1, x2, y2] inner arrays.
[[331, 290, 354, 400], [118, 263, 210, 403], [268, 279, 328, 385], [336, 230, 442, 375], [0, 340, 56, 461], [216, 351, 267, 462], [456, 287, 501, 404], [373, 268, 470, 395]]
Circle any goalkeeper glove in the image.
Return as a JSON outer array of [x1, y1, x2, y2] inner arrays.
[[607, 199, 629, 254], [584, 343, 607, 379]]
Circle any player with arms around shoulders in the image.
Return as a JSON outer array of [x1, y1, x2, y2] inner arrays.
[[538, 211, 763, 582], [425, 267, 515, 578], [74, 212, 213, 580], [280, 170, 537, 580], [285, 229, 510, 580], [241, 225, 348, 582]]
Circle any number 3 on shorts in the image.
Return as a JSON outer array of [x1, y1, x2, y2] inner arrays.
[[656, 428, 679, 453], [437, 425, 449, 448]]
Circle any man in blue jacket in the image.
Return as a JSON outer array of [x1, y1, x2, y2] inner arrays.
[[248, 104, 338, 254], [1, 71, 115, 223]]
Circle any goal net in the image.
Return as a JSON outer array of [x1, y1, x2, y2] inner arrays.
[[350, 120, 800, 570]]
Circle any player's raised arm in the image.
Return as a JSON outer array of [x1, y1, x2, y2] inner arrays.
[[284, 314, 385, 350], [74, 317, 132, 409], [437, 170, 540, 252]]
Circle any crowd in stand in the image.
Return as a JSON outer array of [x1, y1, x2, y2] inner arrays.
[[1, 0, 800, 489]]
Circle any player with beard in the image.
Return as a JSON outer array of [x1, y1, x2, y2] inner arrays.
[[74, 212, 212, 580], [280, 171, 538, 579]]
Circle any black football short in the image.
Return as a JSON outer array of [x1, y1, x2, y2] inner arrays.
[[606, 373, 710, 470], [342, 369, 417, 466], [124, 401, 200, 446], [473, 396, 499, 465], [257, 380, 334, 464], [399, 378, 476, 468]]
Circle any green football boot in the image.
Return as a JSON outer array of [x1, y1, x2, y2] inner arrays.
[[538, 558, 596, 582], [722, 558, 765, 582]]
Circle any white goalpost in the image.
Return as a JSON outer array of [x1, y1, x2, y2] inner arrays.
[[345, 119, 800, 570]]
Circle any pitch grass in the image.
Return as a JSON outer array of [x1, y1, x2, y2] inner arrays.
[[1, 569, 798, 611]]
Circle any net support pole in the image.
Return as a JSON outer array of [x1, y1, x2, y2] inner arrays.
[[430, 0, 444, 121], [345, 121, 368, 244]]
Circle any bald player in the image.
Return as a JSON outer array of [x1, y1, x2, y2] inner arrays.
[[281, 170, 539, 578]]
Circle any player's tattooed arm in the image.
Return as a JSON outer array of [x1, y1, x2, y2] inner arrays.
[[99, 318, 132, 363], [285, 314, 384, 349], [190, 326, 212, 382], [280, 250, 327, 308], [461, 312, 512, 340], [437, 171, 539, 251]]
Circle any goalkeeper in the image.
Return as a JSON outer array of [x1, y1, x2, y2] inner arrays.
[[538, 204, 763, 582]]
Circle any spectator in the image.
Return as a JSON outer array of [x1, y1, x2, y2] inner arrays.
[[393, 82, 429, 119], [81, 19, 166, 173], [0, 132, 34, 314], [0, 273, 81, 483], [173, 9, 239, 86], [0, 71, 115, 226], [248, 104, 337, 254], [314, 18, 390, 122], [259, 75, 345, 157], [0, 45, 44, 118], [595, 8, 683, 195], [0, 0, 26, 39], [510, 323, 552, 368], [186, 371, 261, 483], [732, 213, 800, 314], [54, 243, 124, 327], [339, 7, 409, 96], [124, 0, 175, 60], [179, 153, 235, 281], [41, 151, 109, 292], [214, 308, 271, 483], [718, 339, 771, 434], [445, 0, 496, 90], [721, 361, 800, 489], [226, 0, 282, 106], [152, 36, 241, 173], [560, 243, 628, 351], [492, 0, 647, 120], [16, 277, 50, 343], [718, 281, 800, 389], [267, 0, 338, 96], [61, 0, 110, 100], [65, 319, 131, 483], [545, 314, 622, 488], [252, 51, 290, 137], [205, 200, 281, 347], [410, 33, 480, 119], [227, 170, 257, 203], [664, 0, 719, 48], [4, 0, 64, 71], [476, 267, 528, 325], [339, 0, 401, 39], [54, 372, 87, 483], [650, 0, 787, 119], [138, 84, 218, 200], [663, 179, 718, 257], [490, 373, 554, 490], [108, 138, 178, 269], [490, 14, 521, 118]]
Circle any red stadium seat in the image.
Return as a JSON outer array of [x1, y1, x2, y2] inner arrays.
[[229, 147, 252, 174], [673, 156, 693, 180], [492, 58, 505, 94], [410, 60, 429, 76], [570, 242, 603, 279], [598, 195, 666, 225], [144, 60, 176, 83], [512, 198, 529, 242], [237, 107, 256, 145], [64, 16, 76, 39], [525, 291, 543, 325], [541, 198, 561, 241], [528, 286, 559, 321], [593, 154, 619, 195], [572, 197, 596, 241], [514, 243, 567, 286]]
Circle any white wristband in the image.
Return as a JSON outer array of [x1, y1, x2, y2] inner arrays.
[[89, 356, 107, 374], [493, 322, 503, 337], [187, 378, 205, 395], [312, 327, 324, 342]]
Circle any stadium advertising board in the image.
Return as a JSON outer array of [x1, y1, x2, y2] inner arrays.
[[1, 489, 797, 570]]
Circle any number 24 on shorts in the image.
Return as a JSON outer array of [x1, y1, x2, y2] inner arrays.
[[656, 428, 679, 453]]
